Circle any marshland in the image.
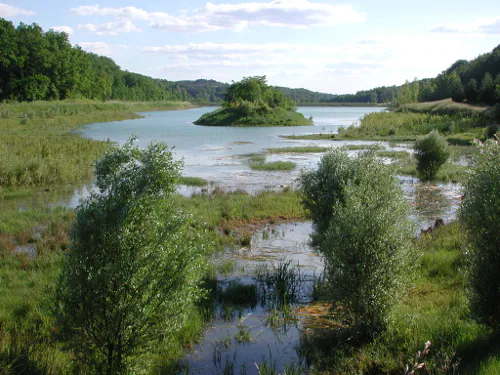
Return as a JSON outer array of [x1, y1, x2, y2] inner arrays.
[[1, 15, 500, 375]]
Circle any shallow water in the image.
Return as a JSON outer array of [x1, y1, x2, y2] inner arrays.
[[77, 106, 386, 193], [183, 222, 319, 375]]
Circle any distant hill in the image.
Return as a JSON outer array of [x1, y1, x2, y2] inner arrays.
[[170, 79, 396, 105]]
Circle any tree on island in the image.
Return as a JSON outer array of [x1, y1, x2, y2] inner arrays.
[[223, 76, 295, 111], [194, 76, 310, 126]]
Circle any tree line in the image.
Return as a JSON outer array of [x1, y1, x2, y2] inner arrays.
[[394, 45, 500, 106], [0, 19, 187, 102]]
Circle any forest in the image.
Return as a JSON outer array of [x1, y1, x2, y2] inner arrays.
[[0, 19, 188, 102]]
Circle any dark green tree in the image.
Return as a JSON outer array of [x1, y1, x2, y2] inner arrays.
[[56, 139, 210, 374], [301, 149, 414, 337], [460, 137, 500, 330]]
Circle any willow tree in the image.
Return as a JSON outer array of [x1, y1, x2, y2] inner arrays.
[[56, 138, 210, 374], [301, 148, 414, 338]]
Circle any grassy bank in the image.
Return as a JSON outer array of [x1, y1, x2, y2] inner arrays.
[[283, 100, 493, 145], [338, 111, 485, 141], [396, 99, 489, 116], [0, 100, 194, 190]]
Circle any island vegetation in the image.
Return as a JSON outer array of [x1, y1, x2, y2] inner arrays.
[[194, 76, 313, 126]]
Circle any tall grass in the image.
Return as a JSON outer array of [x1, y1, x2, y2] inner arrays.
[[0, 100, 194, 189], [0, 134, 110, 187], [397, 99, 489, 116]]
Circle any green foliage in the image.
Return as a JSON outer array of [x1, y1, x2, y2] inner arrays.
[[299, 147, 358, 243], [0, 19, 188, 102], [393, 79, 420, 106], [224, 76, 295, 110], [338, 109, 485, 141], [414, 130, 450, 180], [55, 139, 210, 374], [459, 137, 500, 331], [316, 150, 414, 336]]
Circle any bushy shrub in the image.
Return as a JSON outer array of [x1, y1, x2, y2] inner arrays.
[[301, 149, 414, 337], [299, 147, 357, 244], [459, 136, 500, 330], [56, 138, 210, 374], [414, 130, 450, 180]]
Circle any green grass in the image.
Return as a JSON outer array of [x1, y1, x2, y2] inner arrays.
[[175, 190, 308, 231], [194, 106, 312, 127], [396, 99, 489, 116], [281, 133, 337, 141], [178, 176, 208, 186], [0, 100, 195, 189], [266, 146, 329, 153], [250, 161, 296, 171], [333, 108, 492, 144]]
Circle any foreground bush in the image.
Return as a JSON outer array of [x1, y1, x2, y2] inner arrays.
[[56, 138, 210, 374], [299, 147, 357, 244], [302, 149, 414, 337], [459, 136, 500, 330], [414, 130, 450, 180]]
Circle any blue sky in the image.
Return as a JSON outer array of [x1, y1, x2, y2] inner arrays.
[[1, 0, 499, 94]]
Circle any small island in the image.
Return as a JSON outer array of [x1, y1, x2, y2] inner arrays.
[[194, 76, 313, 126]]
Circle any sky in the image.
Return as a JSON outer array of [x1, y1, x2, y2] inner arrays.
[[1, 0, 499, 94]]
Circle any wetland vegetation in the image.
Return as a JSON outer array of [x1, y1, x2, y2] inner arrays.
[[2, 20, 500, 374]]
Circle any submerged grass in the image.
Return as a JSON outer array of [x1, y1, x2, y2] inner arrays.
[[175, 190, 308, 231], [266, 146, 329, 153], [250, 161, 296, 171], [178, 176, 209, 186]]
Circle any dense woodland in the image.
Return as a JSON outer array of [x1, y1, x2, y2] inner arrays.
[[0, 19, 187, 102]]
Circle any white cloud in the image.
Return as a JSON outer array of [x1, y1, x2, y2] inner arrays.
[[0, 3, 35, 17], [146, 42, 389, 82], [50, 26, 74, 35], [144, 42, 301, 56], [70, 1, 365, 33], [77, 41, 111, 56], [78, 19, 141, 36], [430, 16, 500, 35]]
